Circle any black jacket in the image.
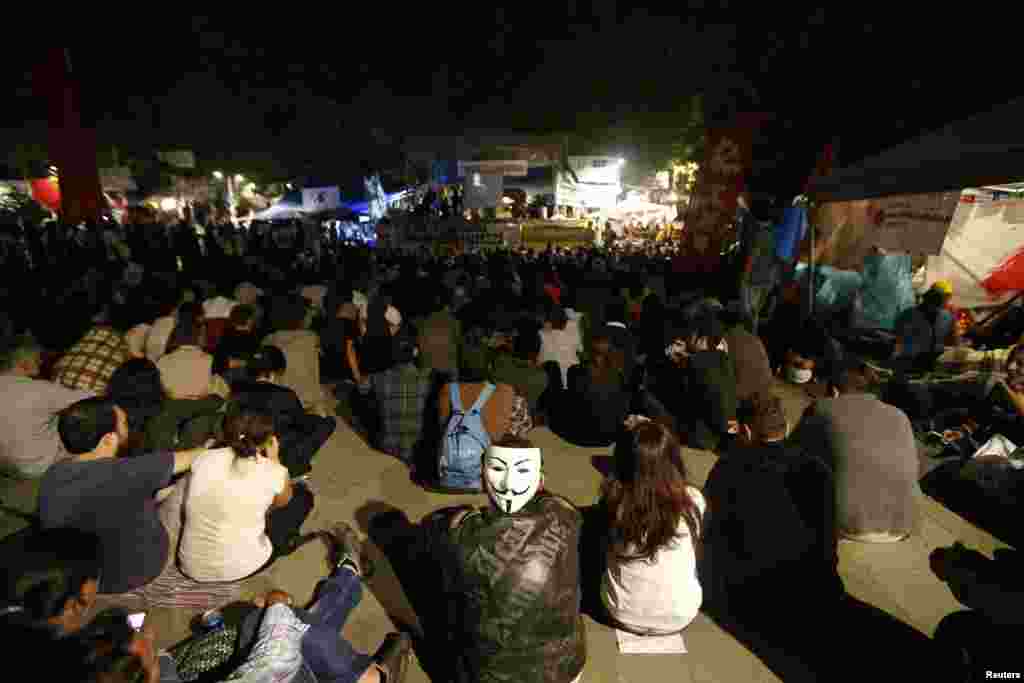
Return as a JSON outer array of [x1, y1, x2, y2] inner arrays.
[[229, 379, 306, 433], [700, 441, 843, 620]]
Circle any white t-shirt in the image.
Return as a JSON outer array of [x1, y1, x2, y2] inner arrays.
[[601, 487, 706, 634], [179, 448, 288, 582], [539, 309, 583, 387], [146, 315, 177, 362], [203, 296, 239, 320]]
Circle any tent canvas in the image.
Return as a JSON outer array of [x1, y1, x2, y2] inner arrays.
[[923, 194, 1024, 309], [809, 96, 1024, 202]]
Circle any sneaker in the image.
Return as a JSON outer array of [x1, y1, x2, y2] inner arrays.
[[326, 523, 373, 578], [373, 632, 412, 683]]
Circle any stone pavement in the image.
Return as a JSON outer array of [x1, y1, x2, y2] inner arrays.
[[0, 378, 1011, 682]]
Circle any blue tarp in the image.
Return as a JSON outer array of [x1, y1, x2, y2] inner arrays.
[[852, 253, 915, 331], [795, 263, 863, 315], [795, 253, 915, 330]]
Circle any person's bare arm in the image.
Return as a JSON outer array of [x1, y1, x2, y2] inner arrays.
[[172, 448, 205, 475], [345, 338, 363, 384], [271, 479, 293, 509]]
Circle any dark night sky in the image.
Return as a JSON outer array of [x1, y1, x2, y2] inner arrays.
[[5, 7, 1021, 184]]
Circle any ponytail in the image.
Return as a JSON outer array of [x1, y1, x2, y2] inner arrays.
[[220, 411, 275, 459]]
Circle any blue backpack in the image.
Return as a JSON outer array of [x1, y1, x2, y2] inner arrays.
[[439, 383, 496, 491]]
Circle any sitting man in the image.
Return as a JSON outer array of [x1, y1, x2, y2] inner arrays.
[[721, 301, 774, 409], [931, 542, 1024, 680], [436, 374, 531, 491], [212, 303, 262, 384], [702, 395, 956, 682], [368, 336, 433, 467], [794, 358, 919, 542], [0, 334, 94, 478], [2, 526, 412, 683], [39, 397, 202, 594], [231, 345, 338, 477], [435, 438, 586, 683], [893, 280, 959, 374], [682, 311, 739, 451], [1, 527, 104, 637], [53, 309, 134, 394], [491, 321, 549, 418]]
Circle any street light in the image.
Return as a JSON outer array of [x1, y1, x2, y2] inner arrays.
[[213, 171, 224, 180]]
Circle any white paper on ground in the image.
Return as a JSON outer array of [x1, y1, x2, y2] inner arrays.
[[615, 629, 687, 654]]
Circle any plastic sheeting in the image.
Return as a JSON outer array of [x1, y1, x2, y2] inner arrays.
[[795, 263, 863, 315], [924, 198, 1024, 308], [795, 253, 914, 330], [852, 253, 915, 330]]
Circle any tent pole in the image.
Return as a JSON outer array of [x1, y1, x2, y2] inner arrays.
[[808, 218, 816, 322]]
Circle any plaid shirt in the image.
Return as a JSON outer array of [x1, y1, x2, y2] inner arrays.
[[370, 362, 434, 461], [54, 326, 131, 394]]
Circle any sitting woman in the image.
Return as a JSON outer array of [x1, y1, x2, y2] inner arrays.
[[231, 346, 337, 477], [554, 335, 630, 447], [157, 302, 229, 400], [179, 409, 315, 582], [262, 294, 324, 412], [107, 358, 224, 454], [599, 420, 705, 635]]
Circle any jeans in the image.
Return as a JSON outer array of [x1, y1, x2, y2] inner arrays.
[[296, 569, 376, 683], [238, 568, 375, 683]]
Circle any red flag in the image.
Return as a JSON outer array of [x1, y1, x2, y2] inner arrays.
[[681, 112, 767, 270], [32, 49, 104, 224]]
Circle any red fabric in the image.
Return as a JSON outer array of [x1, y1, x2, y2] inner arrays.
[[543, 284, 562, 305], [30, 178, 61, 212], [982, 245, 1024, 295], [683, 111, 767, 270], [32, 49, 104, 224]]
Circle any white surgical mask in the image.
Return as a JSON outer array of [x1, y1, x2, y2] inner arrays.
[[483, 446, 542, 514], [787, 366, 813, 384]]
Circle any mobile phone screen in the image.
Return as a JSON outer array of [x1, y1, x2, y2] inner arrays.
[[127, 612, 146, 631]]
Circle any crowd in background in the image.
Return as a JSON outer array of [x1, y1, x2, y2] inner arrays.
[[0, 207, 1021, 681]]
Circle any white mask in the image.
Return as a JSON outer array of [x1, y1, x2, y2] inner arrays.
[[483, 445, 543, 514], [787, 366, 813, 384]]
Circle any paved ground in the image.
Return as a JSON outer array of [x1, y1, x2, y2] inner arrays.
[[0, 378, 1010, 682]]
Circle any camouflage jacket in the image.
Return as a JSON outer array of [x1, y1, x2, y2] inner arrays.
[[449, 492, 586, 683]]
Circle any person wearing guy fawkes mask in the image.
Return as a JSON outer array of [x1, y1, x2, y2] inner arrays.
[[437, 437, 586, 683]]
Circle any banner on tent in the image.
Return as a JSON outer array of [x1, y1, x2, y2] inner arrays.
[[302, 187, 341, 211], [873, 191, 960, 255], [925, 198, 1024, 308]]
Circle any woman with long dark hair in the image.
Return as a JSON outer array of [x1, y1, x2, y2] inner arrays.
[[600, 420, 705, 635]]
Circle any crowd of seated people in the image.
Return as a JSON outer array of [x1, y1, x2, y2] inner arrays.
[[4, 214, 1024, 680]]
